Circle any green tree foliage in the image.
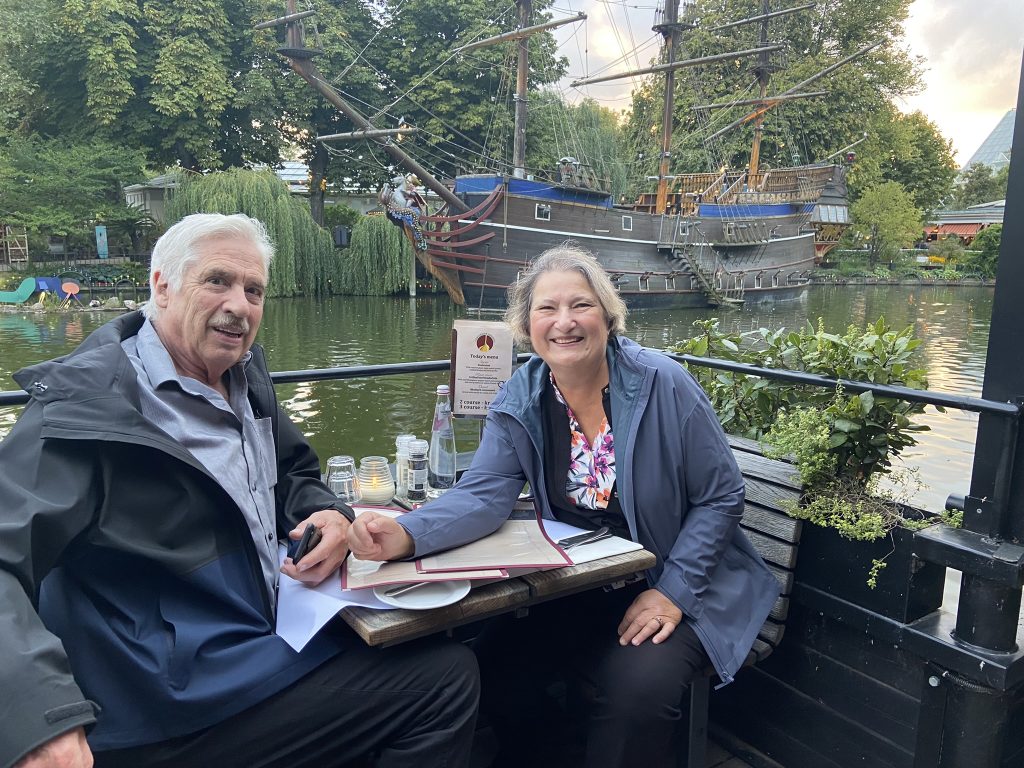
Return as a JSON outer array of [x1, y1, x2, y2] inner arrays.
[[9, 0, 286, 170], [338, 215, 413, 295], [849, 110, 957, 213], [373, 0, 567, 179], [849, 181, 922, 266], [928, 235, 965, 264], [672, 317, 929, 481], [164, 168, 342, 298], [969, 223, 1002, 278], [623, 0, 921, 190], [949, 163, 1010, 209], [262, 0, 383, 223], [0, 0, 64, 135], [323, 204, 364, 231], [526, 94, 629, 198], [0, 135, 149, 250]]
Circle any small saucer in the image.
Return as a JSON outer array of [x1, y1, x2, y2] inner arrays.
[[373, 580, 471, 610]]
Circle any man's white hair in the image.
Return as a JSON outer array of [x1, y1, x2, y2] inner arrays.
[[143, 213, 274, 320]]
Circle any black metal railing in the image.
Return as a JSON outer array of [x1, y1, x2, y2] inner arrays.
[[3, 350, 1018, 420]]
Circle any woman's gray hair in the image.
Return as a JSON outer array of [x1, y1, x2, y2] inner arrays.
[[504, 243, 627, 344], [143, 213, 274, 320]]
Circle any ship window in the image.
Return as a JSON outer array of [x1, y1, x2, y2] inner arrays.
[[690, 276, 698, 290], [665, 276, 676, 290], [535, 204, 551, 221], [772, 272, 780, 287], [639, 275, 649, 291], [723, 222, 736, 241], [755, 273, 763, 288], [622, 215, 633, 231], [679, 222, 689, 238]]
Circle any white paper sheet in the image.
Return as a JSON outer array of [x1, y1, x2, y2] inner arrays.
[[275, 544, 395, 652]]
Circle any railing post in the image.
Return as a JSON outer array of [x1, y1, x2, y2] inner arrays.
[[933, 54, 1024, 768]]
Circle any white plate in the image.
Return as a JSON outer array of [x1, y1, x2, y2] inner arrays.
[[372, 580, 471, 610]]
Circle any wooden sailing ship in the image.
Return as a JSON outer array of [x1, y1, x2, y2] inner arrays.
[[268, 1, 865, 309]]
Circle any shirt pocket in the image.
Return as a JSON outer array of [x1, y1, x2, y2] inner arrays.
[[253, 416, 278, 490]]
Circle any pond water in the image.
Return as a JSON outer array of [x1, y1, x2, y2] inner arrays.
[[0, 284, 994, 513]]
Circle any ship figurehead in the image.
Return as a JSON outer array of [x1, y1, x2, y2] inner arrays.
[[379, 173, 428, 250]]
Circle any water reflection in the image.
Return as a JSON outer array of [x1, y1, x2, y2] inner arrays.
[[0, 286, 993, 512]]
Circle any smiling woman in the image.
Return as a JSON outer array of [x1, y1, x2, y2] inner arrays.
[[346, 244, 781, 768]]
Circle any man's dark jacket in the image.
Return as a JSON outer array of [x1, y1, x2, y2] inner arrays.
[[0, 312, 349, 767]]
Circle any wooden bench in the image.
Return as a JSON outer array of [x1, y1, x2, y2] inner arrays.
[[681, 435, 803, 768]]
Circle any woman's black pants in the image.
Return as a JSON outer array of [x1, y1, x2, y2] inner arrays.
[[473, 580, 709, 768]]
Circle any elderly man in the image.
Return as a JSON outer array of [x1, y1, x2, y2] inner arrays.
[[1, 213, 478, 768]]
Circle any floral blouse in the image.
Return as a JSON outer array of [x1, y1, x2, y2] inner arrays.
[[550, 375, 616, 510]]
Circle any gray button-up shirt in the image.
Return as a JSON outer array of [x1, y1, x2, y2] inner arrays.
[[122, 320, 280, 606]]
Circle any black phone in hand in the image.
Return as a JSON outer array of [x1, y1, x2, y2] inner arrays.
[[288, 523, 323, 565]]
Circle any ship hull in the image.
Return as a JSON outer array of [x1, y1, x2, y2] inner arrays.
[[430, 176, 819, 310]]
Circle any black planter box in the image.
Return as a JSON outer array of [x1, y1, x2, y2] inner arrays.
[[795, 522, 947, 623]]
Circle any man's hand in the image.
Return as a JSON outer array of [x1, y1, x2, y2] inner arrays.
[[280, 509, 351, 585], [347, 511, 415, 561], [15, 728, 93, 768], [617, 589, 684, 647]]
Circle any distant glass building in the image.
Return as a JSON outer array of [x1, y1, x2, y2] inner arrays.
[[962, 109, 1015, 171]]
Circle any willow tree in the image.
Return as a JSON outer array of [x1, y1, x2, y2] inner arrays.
[[164, 168, 342, 297], [338, 215, 413, 295]]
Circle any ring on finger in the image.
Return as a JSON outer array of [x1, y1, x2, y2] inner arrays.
[[653, 615, 664, 628]]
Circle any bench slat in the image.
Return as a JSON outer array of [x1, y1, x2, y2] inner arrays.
[[766, 562, 795, 596], [741, 503, 802, 542], [743, 477, 802, 515], [734, 450, 802, 489], [769, 595, 790, 622], [757, 619, 785, 646], [744, 528, 800, 569]]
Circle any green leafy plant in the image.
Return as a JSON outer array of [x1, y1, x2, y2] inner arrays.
[[673, 317, 949, 586], [675, 317, 929, 479], [760, 400, 934, 586]]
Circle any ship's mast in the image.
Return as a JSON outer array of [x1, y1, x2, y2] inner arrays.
[[654, 1, 685, 214], [272, 0, 469, 212], [513, 0, 532, 178], [748, 0, 773, 177], [453, 2, 585, 179]]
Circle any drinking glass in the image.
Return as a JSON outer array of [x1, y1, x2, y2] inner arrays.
[[325, 455, 360, 504]]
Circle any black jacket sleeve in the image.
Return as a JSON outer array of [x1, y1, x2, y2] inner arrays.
[[0, 403, 99, 768]]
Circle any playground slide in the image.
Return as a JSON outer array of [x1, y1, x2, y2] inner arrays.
[[0, 277, 37, 305]]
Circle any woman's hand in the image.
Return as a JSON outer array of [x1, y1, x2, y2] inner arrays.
[[617, 588, 683, 646], [280, 509, 351, 586], [347, 511, 415, 561]]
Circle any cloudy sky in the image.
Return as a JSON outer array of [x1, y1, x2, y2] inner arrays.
[[550, 0, 1023, 165]]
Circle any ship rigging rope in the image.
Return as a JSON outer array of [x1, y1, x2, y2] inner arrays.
[[331, 0, 412, 84], [368, 3, 519, 121]]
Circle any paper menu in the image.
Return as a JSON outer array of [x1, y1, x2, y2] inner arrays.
[[417, 516, 572, 573], [343, 557, 505, 590], [538, 518, 645, 565], [342, 505, 507, 589]]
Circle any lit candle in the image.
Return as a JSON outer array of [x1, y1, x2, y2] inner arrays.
[[357, 456, 395, 504]]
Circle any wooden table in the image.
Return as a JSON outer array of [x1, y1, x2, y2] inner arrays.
[[340, 549, 657, 647]]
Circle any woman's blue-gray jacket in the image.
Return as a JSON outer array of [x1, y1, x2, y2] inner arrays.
[[400, 335, 780, 683]]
